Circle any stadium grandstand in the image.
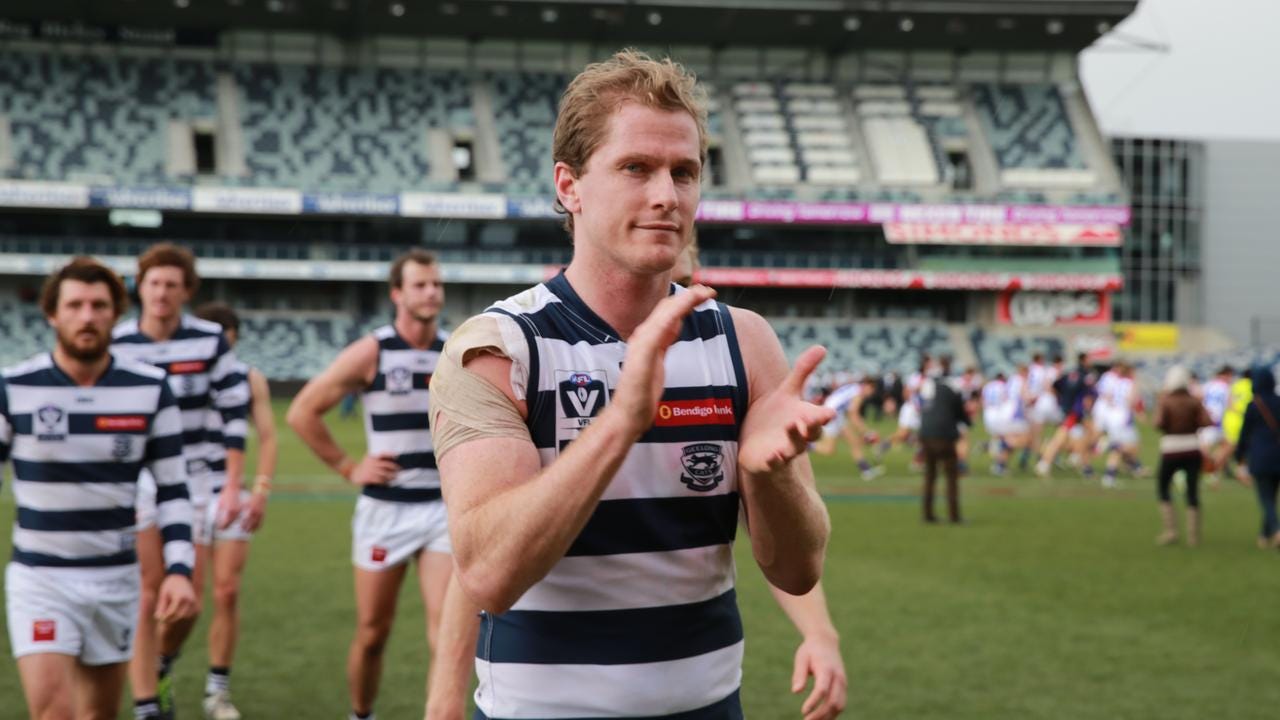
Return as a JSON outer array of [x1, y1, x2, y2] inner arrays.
[[0, 0, 1247, 393]]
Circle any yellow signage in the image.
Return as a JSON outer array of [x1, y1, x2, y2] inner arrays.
[[1113, 323, 1179, 351]]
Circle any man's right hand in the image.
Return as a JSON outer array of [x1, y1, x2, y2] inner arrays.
[[155, 574, 198, 622], [609, 285, 716, 437], [348, 453, 400, 486]]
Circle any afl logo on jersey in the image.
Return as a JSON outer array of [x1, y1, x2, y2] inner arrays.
[[680, 443, 725, 492]]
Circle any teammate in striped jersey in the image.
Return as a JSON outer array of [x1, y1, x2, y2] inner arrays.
[[191, 302, 278, 720], [3, 257, 197, 720], [110, 243, 250, 720], [430, 51, 834, 719], [288, 249, 454, 720]]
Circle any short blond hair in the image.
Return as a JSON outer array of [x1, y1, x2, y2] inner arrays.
[[552, 48, 709, 234]]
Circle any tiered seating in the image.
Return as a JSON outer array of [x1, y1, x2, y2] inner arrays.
[[490, 72, 565, 196], [235, 313, 362, 380], [1131, 346, 1280, 395], [236, 64, 472, 192], [0, 51, 216, 184], [772, 319, 953, 377], [0, 301, 52, 368], [855, 85, 939, 186], [968, 328, 1065, 377], [970, 83, 1095, 188], [733, 81, 860, 187]]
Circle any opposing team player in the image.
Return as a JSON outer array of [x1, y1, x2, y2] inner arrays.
[[981, 372, 1012, 474], [1027, 355, 1064, 457], [3, 258, 197, 719], [287, 249, 452, 720], [429, 50, 835, 719], [1198, 365, 1234, 481], [1036, 353, 1096, 478], [880, 357, 928, 463], [1099, 362, 1144, 488], [111, 243, 249, 720], [812, 376, 883, 481], [190, 302, 278, 720]]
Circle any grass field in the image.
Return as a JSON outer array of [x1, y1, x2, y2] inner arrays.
[[2, 399, 1279, 719]]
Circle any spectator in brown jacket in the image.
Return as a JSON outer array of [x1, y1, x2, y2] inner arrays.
[[1154, 366, 1214, 546]]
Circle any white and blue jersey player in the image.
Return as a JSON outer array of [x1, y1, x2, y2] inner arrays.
[[2, 258, 197, 720], [813, 377, 883, 479], [1199, 366, 1234, 450]]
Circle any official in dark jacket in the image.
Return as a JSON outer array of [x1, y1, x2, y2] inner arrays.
[[1234, 365, 1280, 549], [919, 368, 971, 524]]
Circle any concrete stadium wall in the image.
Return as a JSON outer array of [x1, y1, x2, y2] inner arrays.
[[1202, 140, 1280, 345]]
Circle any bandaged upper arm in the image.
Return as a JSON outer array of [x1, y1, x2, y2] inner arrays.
[[431, 315, 531, 461]]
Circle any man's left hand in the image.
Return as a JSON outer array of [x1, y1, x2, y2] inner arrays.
[[738, 345, 835, 476]]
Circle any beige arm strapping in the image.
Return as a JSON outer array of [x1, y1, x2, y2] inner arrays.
[[430, 315, 531, 462]]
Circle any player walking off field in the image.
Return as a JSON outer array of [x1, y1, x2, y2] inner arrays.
[[110, 243, 249, 720], [429, 50, 834, 719], [288, 249, 454, 720], [189, 302, 279, 720], [3, 258, 197, 720]]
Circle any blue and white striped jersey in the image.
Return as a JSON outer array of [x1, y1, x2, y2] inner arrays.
[[111, 315, 249, 505], [473, 273, 748, 719], [0, 353, 194, 577], [360, 325, 445, 503], [204, 358, 251, 497]]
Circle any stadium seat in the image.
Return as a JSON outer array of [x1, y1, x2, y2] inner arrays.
[[236, 64, 472, 192], [970, 83, 1096, 188], [968, 328, 1066, 377], [771, 319, 954, 379], [0, 51, 216, 185]]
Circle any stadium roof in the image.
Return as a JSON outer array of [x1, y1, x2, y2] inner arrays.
[[1, 0, 1138, 51]]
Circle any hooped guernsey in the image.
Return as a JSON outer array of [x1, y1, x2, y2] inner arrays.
[[473, 272, 750, 719]]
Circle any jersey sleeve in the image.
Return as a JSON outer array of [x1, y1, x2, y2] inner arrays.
[[209, 336, 250, 452], [0, 377, 11, 464], [147, 381, 195, 577]]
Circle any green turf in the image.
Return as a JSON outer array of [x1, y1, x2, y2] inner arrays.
[[1, 401, 1278, 718]]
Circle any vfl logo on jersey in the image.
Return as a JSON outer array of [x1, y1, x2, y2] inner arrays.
[[186, 458, 209, 477], [557, 371, 608, 421], [680, 443, 725, 492], [385, 366, 413, 395], [35, 405, 67, 441], [555, 369, 610, 451], [112, 435, 133, 460]]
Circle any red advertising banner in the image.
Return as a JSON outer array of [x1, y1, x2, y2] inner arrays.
[[690, 268, 1123, 292], [997, 290, 1112, 326], [884, 223, 1123, 246]]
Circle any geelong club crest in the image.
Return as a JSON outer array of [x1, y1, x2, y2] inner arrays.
[[386, 366, 413, 395], [680, 443, 725, 492]]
